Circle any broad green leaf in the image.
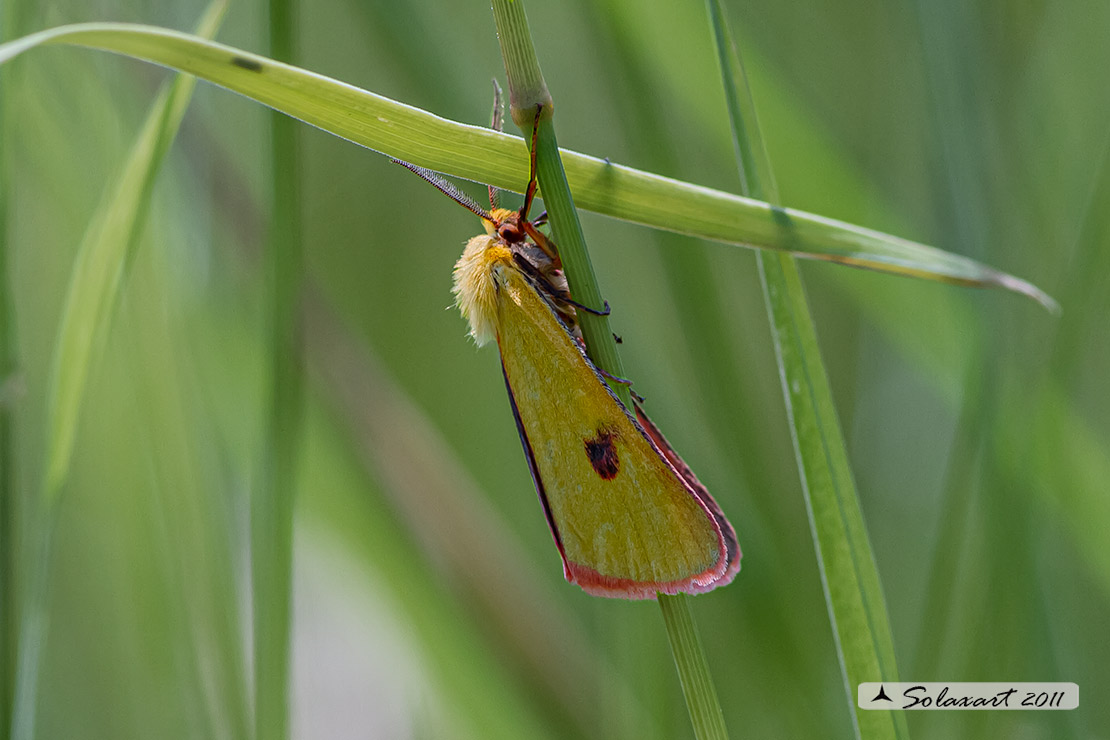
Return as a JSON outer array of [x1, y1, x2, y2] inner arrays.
[[0, 22, 1056, 310]]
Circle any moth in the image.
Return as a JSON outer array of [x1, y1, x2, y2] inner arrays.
[[394, 105, 739, 599]]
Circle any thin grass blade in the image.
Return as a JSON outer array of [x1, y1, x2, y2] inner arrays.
[[12, 5, 228, 740], [0, 23, 1055, 309], [41, 3, 226, 504], [251, 0, 302, 738], [0, 2, 20, 735], [491, 3, 731, 740], [703, 1, 907, 737]]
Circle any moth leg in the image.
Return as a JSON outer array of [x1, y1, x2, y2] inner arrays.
[[564, 298, 611, 317], [596, 367, 645, 403]]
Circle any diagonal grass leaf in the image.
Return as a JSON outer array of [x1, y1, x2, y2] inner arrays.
[[0, 22, 1056, 310], [12, 6, 228, 740], [41, 6, 226, 504]]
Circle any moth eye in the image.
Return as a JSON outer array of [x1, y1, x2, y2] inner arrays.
[[498, 223, 523, 242]]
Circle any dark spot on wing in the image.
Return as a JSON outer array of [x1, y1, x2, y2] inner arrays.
[[231, 56, 264, 72], [584, 427, 620, 480]]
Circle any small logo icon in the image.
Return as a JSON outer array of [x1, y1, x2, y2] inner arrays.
[[871, 685, 893, 703]]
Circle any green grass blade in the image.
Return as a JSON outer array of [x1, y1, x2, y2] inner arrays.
[[703, 2, 906, 738], [12, 5, 227, 739], [0, 3, 19, 736], [252, 0, 303, 738], [757, 256, 905, 740], [489, 0, 549, 123], [40, 69, 190, 497], [41, 5, 226, 505], [491, 3, 731, 740], [657, 595, 729, 740], [0, 23, 1055, 309], [489, 0, 627, 397], [0, 233, 12, 740]]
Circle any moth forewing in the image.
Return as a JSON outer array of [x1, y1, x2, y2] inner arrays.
[[393, 120, 739, 598], [491, 259, 738, 598]]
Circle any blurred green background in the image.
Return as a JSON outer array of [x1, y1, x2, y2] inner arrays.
[[4, 0, 1108, 738]]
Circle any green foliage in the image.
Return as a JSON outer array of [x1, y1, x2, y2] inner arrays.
[[0, 25, 1055, 305], [705, 2, 905, 737], [0, 1, 1104, 739]]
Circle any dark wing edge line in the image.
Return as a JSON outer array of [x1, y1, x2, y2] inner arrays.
[[499, 357, 572, 579]]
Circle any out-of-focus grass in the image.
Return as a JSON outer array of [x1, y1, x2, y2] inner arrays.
[[2, 1, 1107, 739]]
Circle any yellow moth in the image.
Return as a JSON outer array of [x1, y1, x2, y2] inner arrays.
[[394, 119, 739, 599]]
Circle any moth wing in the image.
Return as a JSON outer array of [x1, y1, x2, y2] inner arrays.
[[495, 266, 735, 598], [634, 402, 741, 581]]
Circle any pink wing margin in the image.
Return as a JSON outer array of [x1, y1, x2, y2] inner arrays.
[[499, 328, 741, 599], [633, 403, 741, 588], [561, 402, 741, 600]]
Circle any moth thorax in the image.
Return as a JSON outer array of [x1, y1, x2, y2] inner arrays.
[[515, 243, 579, 337], [452, 234, 510, 346]]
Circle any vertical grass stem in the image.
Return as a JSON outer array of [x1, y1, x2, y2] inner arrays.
[[490, 3, 731, 739], [252, 0, 304, 739]]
